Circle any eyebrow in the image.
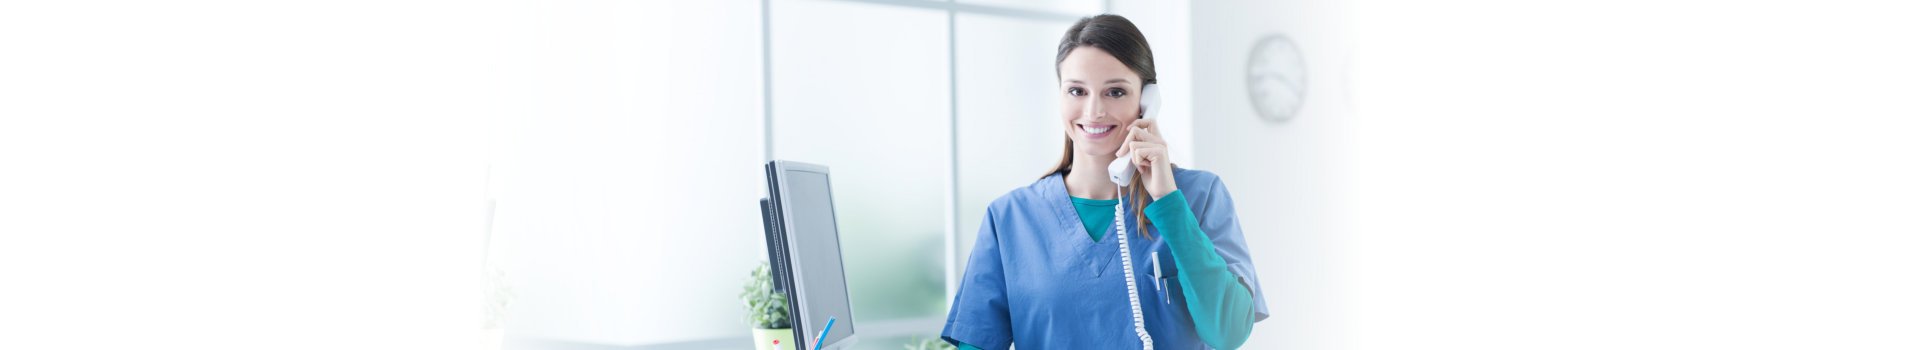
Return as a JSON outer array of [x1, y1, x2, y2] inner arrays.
[[1065, 78, 1134, 85]]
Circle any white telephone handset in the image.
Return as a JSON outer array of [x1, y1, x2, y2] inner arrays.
[[1110, 84, 1158, 350], [1108, 84, 1160, 185]]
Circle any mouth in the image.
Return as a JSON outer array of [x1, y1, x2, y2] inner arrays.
[[1078, 123, 1117, 139]]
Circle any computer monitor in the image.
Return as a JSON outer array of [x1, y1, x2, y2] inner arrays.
[[761, 160, 858, 350]]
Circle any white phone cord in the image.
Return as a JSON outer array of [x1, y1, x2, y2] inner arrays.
[[1115, 186, 1155, 350]]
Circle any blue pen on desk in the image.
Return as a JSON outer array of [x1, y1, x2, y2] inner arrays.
[[810, 317, 835, 350]]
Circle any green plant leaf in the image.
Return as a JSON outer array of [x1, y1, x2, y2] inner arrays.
[[739, 261, 791, 329]]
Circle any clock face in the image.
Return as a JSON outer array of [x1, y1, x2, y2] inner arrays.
[[1247, 34, 1308, 122]]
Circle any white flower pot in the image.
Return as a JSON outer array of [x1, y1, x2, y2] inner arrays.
[[751, 327, 797, 350]]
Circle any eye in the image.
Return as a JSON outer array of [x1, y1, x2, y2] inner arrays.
[[1067, 87, 1086, 97], [1105, 87, 1127, 98]]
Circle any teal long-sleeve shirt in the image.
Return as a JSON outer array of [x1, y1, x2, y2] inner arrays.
[[958, 189, 1255, 350]]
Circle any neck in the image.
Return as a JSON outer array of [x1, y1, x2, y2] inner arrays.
[[1064, 152, 1121, 200]]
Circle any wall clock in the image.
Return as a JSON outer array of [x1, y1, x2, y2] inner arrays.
[[1247, 34, 1307, 123]]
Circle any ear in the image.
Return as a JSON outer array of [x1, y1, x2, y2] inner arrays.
[[1138, 84, 1161, 119]]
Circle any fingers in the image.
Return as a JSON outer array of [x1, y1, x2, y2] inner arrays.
[[1129, 142, 1166, 167], [1127, 120, 1157, 143], [1116, 119, 1167, 159], [1115, 119, 1167, 157], [1126, 123, 1164, 145], [1128, 126, 1164, 144]]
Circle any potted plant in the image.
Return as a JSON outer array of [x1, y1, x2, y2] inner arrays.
[[742, 261, 796, 350]]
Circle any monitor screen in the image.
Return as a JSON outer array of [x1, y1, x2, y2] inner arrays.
[[773, 162, 856, 349]]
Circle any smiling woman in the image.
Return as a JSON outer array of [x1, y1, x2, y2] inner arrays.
[[1048, 14, 1163, 238], [941, 14, 1268, 350]]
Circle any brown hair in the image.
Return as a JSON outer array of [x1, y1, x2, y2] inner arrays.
[[1046, 14, 1167, 240]]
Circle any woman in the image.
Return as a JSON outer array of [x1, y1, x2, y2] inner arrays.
[[941, 15, 1269, 350]]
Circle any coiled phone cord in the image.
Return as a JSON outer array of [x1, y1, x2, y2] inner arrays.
[[1115, 185, 1155, 350]]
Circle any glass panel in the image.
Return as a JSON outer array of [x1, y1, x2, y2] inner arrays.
[[770, 0, 951, 323], [954, 15, 1077, 270], [959, 0, 1102, 15], [496, 0, 770, 345]]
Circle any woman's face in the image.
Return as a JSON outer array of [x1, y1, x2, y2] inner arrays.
[[1058, 46, 1143, 161]]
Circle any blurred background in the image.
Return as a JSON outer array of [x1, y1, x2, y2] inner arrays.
[[2, 0, 1915, 349]]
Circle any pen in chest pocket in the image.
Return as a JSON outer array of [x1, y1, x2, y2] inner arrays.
[[1151, 254, 1167, 305]]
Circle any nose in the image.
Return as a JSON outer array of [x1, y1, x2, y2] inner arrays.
[[1083, 95, 1105, 119]]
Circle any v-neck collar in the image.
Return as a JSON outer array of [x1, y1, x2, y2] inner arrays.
[[1045, 172, 1122, 277]]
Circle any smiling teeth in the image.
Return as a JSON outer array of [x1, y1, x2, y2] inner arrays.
[[1082, 125, 1113, 134]]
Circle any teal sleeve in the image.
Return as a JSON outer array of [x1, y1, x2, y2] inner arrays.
[[1145, 189, 1256, 350], [957, 343, 982, 350]]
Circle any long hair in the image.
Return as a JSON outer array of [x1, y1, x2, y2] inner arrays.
[[1044, 14, 1168, 240]]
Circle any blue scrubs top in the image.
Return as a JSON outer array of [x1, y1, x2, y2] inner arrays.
[[942, 168, 1269, 350]]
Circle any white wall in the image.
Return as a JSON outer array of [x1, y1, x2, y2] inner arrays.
[[1185, 1, 1354, 349], [1190, 1, 1920, 349], [1346, 0, 1920, 348], [2, 0, 508, 348]]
